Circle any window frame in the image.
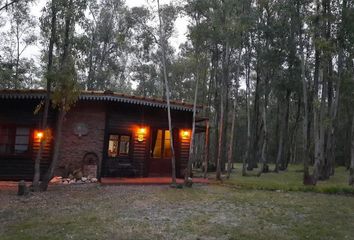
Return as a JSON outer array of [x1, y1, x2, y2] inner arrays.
[[0, 124, 33, 158], [107, 133, 132, 158], [151, 129, 172, 159]]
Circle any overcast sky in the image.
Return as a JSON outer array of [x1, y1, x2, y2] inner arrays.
[[22, 0, 188, 60]]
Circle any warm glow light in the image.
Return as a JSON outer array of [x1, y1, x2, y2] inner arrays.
[[138, 128, 147, 134], [35, 130, 44, 140], [137, 127, 147, 142], [181, 130, 191, 139]]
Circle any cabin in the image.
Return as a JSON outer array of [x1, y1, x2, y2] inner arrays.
[[0, 89, 208, 181]]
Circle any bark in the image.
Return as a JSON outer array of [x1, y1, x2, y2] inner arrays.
[[275, 90, 290, 173], [288, 96, 301, 168], [280, 91, 291, 170], [216, 90, 224, 180], [203, 120, 210, 178], [313, 69, 326, 184], [274, 98, 284, 173], [32, 0, 57, 192], [227, 53, 240, 179], [349, 115, 354, 186], [40, 109, 65, 191], [15, 21, 20, 86], [258, 76, 268, 176], [248, 69, 261, 171], [185, 60, 199, 184], [300, 49, 312, 184], [227, 93, 237, 179], [242, 44, 251, 176], [157, 0, 176, 185]]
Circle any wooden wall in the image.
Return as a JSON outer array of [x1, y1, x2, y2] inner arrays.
[[0, 99, 55, 180], [102, 102, 192, 178]]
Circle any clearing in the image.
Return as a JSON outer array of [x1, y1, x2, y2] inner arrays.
[[0, 178, 353, 240]]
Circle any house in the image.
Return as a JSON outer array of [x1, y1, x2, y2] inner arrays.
[[0, 89, 208, 181]]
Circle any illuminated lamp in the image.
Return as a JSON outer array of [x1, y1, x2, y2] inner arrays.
[[137, 127, 146, 142], [34, 130, 44, 141], [181, 129, 191, 139]]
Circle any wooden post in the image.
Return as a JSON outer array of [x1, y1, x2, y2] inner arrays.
[[18, 180, 28, 196], [203, 120, 210, 179]]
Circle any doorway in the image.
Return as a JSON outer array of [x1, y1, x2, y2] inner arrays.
[[149, 129, 172, 176]]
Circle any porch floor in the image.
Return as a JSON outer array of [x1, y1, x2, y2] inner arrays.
[[100, 177, 209, 185]]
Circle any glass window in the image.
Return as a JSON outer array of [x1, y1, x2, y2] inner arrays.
[[151, 129, 172, 159], [0, 126, 30, 155], [163, 130, 172, 158], [108, 134, 130, 157], [119, 135, 130, 155], [152, 130, 162, 158], [108, 135, 119, 157]]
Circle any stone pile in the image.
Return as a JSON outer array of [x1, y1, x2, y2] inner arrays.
[[50, 176, 98, 184]]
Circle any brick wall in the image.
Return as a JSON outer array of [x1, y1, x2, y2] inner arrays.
[[56, 102, 106, 178]]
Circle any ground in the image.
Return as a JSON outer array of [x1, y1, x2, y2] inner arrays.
[[0, 166, 354, 240]]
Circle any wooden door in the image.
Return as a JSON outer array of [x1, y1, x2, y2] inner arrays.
[[148, 129, 172, 176]]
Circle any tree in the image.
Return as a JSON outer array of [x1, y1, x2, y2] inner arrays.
[[39, 0, 82, 191], [156, 0, 177, 185], [32, 0, 58, 191], [0, 0, 38, 89], [349, 115, 354, 186]]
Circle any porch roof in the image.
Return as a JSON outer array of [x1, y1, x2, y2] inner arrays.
[[0, 89, 203, 112]]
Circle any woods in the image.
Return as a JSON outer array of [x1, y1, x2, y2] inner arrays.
[[1, 0, 354, 187]]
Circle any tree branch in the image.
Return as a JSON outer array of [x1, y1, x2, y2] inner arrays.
[[0, 0, 20, 12]]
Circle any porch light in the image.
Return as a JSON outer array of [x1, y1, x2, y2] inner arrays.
[[34, 130, 44, 141], [138, 128, 147, 135], [181, 129, 191, 139], [137, 127, 147, 142]]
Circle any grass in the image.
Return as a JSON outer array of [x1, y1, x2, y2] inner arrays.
[[213, 164, 354, 194], [1, 184, 354, 240], [0, 167, 354, 240]]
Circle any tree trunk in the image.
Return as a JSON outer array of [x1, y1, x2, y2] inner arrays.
[[258, 75, 268, 176], [157, 0, 176, 185], [313, 69, 326, 184], [32, 0, 57, 192], [227, 88, 237, 179], [280, 90, 291, 170], [275, 92, 289, 173], [300, 48, 312, 184], [203, 120, 210, 178], [40, 109, 65, 191], [227, 52, 240, 179], [185, 61, 199, 184], [216, 89, 224, 180], [242, 44, 251, 176], [249, 69, 261, 171], [349, 115, 354, 186]]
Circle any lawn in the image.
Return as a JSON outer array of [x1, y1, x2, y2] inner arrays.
[[202, 164, 354, 194], [0, 176, 354, 240]]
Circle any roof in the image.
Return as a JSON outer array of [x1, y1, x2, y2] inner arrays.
[[0, 89, 202, 112]]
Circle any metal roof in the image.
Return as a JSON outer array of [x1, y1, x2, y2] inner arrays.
[[0, 89, 201, 112]]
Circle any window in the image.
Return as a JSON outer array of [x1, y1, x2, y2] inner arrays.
[[0, 126, 30, 155], [108, 134, 130, 157], [151, 129, 172, 158]]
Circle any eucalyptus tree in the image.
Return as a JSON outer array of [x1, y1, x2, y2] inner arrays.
[[78, 0, 132, 91], [0, 0, 38, 89], [38, 0, 87, 191]]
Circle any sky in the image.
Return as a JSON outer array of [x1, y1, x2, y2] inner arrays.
[[20, 0, 189, 60]]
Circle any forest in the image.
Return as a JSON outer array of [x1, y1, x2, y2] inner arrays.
[[1, 0, 354, 187]]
